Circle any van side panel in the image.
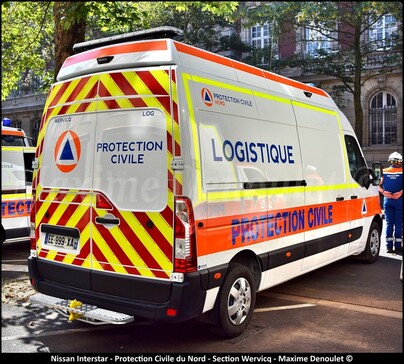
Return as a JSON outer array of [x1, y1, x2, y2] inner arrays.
[[182, 72, 306, 277]]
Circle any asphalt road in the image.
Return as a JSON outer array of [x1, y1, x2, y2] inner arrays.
[[1, 231, 402, 360]]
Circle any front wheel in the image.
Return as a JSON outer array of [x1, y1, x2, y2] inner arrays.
[[214, 263, 256, 338], [357, 221, 381, 263]]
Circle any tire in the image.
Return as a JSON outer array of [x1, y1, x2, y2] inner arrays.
[[214, 263, 256, 338], [357, 221, 381, 263]]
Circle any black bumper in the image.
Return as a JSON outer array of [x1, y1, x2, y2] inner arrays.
[[28, 257, 209, 322]]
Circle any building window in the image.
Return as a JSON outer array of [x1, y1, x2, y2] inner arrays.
[[369, 14, 397, 50], [12, 120, 22, 129], [251, 23, 269, 49], [250, 23, 277, 67], [369, 91, 397, 145], [305, 26, 331, 56]]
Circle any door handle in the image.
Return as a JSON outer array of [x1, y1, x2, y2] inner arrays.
[[351, 195, 358, 199], [95, 216, 120, 225], [336, 196, 344, 201]]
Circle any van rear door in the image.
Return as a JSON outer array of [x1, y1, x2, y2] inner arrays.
[[37, 69, 175, 293], [91, 109, 172, 282]]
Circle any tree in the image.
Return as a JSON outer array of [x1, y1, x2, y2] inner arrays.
[[53, 2, 86, 82], [1, 1, 239, 101], [242, 1, 403, 145], [1, 2, 54, 99], [136, 2, 239, 53]]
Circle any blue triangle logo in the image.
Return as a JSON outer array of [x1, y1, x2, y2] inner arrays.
[[60, 140, 74, 160], [362, 200, 367, 214], [204, 90, 212, 103]]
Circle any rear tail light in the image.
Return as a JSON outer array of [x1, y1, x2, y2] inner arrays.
[[174, 197, 197, 273], [96, 193, 113, 210]]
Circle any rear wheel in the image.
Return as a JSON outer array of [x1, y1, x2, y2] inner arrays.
[[214, 263, 256, 338]]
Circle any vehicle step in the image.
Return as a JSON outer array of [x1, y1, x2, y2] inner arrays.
[[30, 293, 134, 325]]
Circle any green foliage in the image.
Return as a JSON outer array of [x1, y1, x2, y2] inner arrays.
[[167, 1, 239, 21], [88, 2, 241, 53], [148, 2, 234, 52], [1, 1, 54, 100], [1, 1, 240, 100], [85, 2, 143, 37]]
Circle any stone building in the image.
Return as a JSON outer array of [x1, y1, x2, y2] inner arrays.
[[238, 2, 402, 167]]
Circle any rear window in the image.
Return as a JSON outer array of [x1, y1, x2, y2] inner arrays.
[[2, 135, 26, 146], [40, 109, 168, 212]]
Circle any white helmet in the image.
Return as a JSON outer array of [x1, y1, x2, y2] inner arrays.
[[388, 152, 403, 164]]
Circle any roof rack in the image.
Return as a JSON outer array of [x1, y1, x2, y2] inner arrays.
[[73, 26, 184, 53]]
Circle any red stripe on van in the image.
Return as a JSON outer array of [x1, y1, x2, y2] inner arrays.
[[98, 80, 113, 98], [128, 98, 148, 108], [133, 212, 173, 259], [64, 77, 92, 103], [62, 40, 169, 68], [137, 70, 170, 95], [52, 251, 68, 262], [90, 221, 142, 275], [94, 210, 170, 276], [170, 69, 176, 83], [157, 205, 175, 229], [76, 102, 94, 113], [58, 105, 70, 115], [49, 82, 71, 107], [174, 42, 328, 98], [164, 129, 181, 161], [156, 96, 174, 114], [109, 73, 140, 96], [71, 238, 91, 265]]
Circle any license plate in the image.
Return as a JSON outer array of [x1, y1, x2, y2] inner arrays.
[[45, 233, 78, 250]]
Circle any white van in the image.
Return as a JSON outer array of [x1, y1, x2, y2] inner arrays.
[[28, 27, 383, 338], [2, 145, 36, 243]]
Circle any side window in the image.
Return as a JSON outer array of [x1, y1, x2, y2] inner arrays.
[[345, 135, 367, 184]]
